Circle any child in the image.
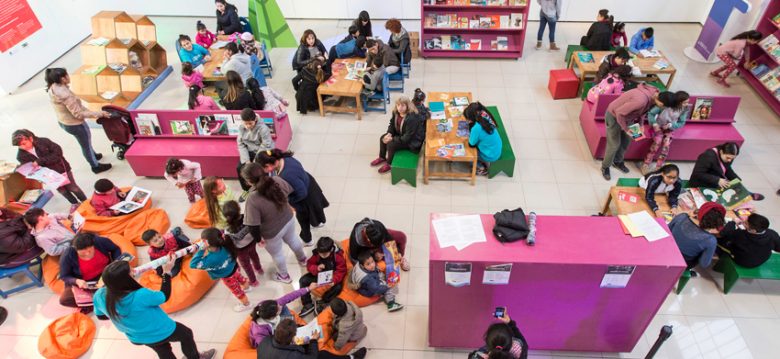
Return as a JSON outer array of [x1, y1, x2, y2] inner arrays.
[[639, 164, 683, 218], [611, 22, 627, 48], [142, 227, 190, 277], [24, 208, 74, 256], [469, 309, 528, 359], [203, 176, 234, 229], [463, 102, 502, 176], [641, 91, 690, 173], [91, 179, 126, 216], [190, 227, 251, 312], [595, 47, 631, 83], [718, 213, 780, 268], [412, 88, 430, 120], [246, 78, 289, 120], [629, 27, 655, 54], [239, 32, 260, 58], [248, 283, 317, 347], [181, 62, 204, 88], [711, 30, 763, 87], [164, 158, 204, 203], [298, 237, 347, 316], [330, 298, 367, 351], [188, 85, 220, 111], [222, 200, 263, 286], [350, 251, 403, 312], [195, 21, 217, 49]]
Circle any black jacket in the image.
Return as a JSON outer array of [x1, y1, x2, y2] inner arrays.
[[17, 137, 71, 173], [688, 148, 740, 188], [581, 21, 612, 51], [387, 111, 425, 152], [353, 13, 373, 38], [256, 336, 318, 359], [719, 222, 780, 268], [223, 89, 258, 111], [388, 30, 412, 64], [0, 215, 38, 267], [643, 174, 682, 212], [295, 66, 329, 114], [292, 41, 328, 72], [216, 3, 242, 35]]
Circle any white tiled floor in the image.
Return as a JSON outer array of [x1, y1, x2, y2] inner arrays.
[[2, 16, 780, 359]]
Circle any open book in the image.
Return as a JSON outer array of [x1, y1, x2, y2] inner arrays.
[[110, 187, 152, 214], [317, 270, 333, 285], [294, 320, 322, 344], [16, 162, 69, 190]]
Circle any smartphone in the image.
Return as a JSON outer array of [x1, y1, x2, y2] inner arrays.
[[494, 307, 506, 318]]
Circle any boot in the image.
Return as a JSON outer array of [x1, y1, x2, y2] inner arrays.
[[550, 42, 560, 51], [535, 41, 542, 50]]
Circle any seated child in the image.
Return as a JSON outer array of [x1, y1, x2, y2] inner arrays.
[[350, 251, 404, 312], [595, 47, 631, 83], [629, 27, 655, 54], [246, 78, 289, 120], [639, 164, 682, 218], [195, 21, 217, 49], [412, 88, 430, 120], [718, 214, 780, 268], [188, 84, 220, 111], [248, 284, 317, 348], [330, 298, 367, 351], [24, 208, 74, 256], [239, 32, 264, 60], [642, 91, 690, 173], [299, 237, 347, 316], [295, 59, 329, 114], [164, 158, 204, 203], [190, 228, 251, 312], [142, 227, 190, 277], [181, 62, 204, 88], [91, 179, 126, 216], [463, 102, 502, 176]]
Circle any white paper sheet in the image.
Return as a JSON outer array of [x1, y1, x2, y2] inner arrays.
[[433, 215, 487, 251], [445, 262, 472, 287], [295, 320, 322, 341], [626, 211, 670, 242], [482, 264, 512, 285]]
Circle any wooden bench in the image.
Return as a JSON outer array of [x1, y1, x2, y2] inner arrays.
[[713, 252, 780, 294], [580, 80, 668, 100], [391, 150, 420, 187], [486, 106, 515, 178]]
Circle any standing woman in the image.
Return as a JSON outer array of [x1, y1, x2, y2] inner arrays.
[[241, 163, 308, 284], [353, 11, 373, 38], [13, 129, 87, 211], [536, 0, 562, 51], [255, 149, 329, 245], [45, 68, 112, 174], [215, 0, 242, 36], [580, 9, 613, 51], [94, 259, 217, 359], [385, 19, 411, 64]]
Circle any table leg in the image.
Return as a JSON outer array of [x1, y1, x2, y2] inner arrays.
[[317, 90, 325, 117], [601, 192, 613, 216], [470, 159, 477, 186], [665, 71, 676, 89], [355, 95, 363, 120]]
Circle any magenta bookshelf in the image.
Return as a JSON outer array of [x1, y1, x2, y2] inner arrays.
[[420, 0, 530, 59], [739, 0, 780, 117]]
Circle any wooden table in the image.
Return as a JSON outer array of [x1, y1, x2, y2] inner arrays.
[[568, 50, 677, 90], [317, 58, 364, 120], [202, 47, 226, 82], [423, 92, 478, 185], [601, 186, 740, 221]]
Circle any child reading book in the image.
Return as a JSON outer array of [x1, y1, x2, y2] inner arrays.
[[222, 200, 263, 286], [639, 164, 683, 218], [181, 62, 204, 89], [195, 20, 217, 49], [641, 91, 690, 174], [24, 208, 74, 256], [188, 85, 220, 111], [248, 284, 317, 347], [718, 213, 780, 268], [190, 227, 251, 312], [91, 179, 126, 216], [330, 298, 368, 350], [350, 251, 404, 312], [298, 237, 347, 316], [142, 227, 190, 277], [711, 30, 762, 87], [611, 22, 627, 48], [164, 158, 204, 203]]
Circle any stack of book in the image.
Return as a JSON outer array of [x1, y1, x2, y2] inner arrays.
[[424, 0, 527, 5], [424, 13, 523, 29], [424, 36, 510, 51]]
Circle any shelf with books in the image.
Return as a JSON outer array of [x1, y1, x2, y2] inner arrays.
[[423, 5, 525, 11], [741, 0, 780, 116], [423, 27, 523, 33]]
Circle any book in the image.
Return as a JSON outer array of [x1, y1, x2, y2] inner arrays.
[[100, 91, 119, 100], [86, 37, 110, 46], [469, 19, 480, 29], [436, 14, 450, 28], [424, 14, 435, 28], [699, 179, 753, 210], [136, 113, 161, 136], [510, 13, 523, 28], [81, 65, 105, 75], [262, 117, 276, 137], [72, 211, 86, 232], [429, 102, 446, 119], [639, 49, 661, 58], [577, 52, 594, 63], [294, 321, 322, 344], [109, 187, 152, 214], [459, 17, 469, 29], [436, 144, 466, 158], [18, 189, 43, 204], [197, 115, 227, 135], [170, 120, 195, 135], [490, 40, 498, 51], [470, 39, 482, 50], [424, 36, 442, 50], [456, 120, 470, 137], [441, 35, 452, 50], [490, 15, 500, 29], [451, 35, 465, 50], [15, 163, 69, 190], [499, 15, 510, 28], [317, 270, 333, 285], [453, 96, 469, 106], [479, 16, 491, 28], [626, 123, 645, 141], [227, 114, 242, 135], [436, 119, 453, 132], [653, 59, 669, 70], [772, 13, 780, 25], [496, 36, 508, 50], [448, 105, 465, 117], [691, 98, 713, 120]]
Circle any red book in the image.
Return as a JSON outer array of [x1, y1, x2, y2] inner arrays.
[[617, 191, 640, 204]]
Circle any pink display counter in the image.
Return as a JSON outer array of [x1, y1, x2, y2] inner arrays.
[[428, 213, 685, 352], [579, 94, 744, 161], [124, 109, 292, 178]]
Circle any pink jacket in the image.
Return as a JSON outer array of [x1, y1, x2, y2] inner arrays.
[[196, 31, 217, 49], [192, 95, 220, 111], [716, 39, 747, 59], [164, 159, 202, 185], [90, 187, 123, 216], [606, 83, 659, 131], [182, 71, 204, 89]]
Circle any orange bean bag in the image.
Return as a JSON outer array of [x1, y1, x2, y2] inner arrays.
[[37, 312, 96, 359], [76, 188, 170, 245], [337, 239, 401, 307], [317, 306, 359, 355], [138, 256, 217, 313], [224, 312, 307, 359], [184, 199, 211, 229], [42, 233, 138, 295]]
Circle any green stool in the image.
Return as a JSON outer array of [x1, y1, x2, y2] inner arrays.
[[616, 178, 640, 187], [713, 252, 780, 294], [646, 80, 668, 92], [391, 150, 419, 187], [675, 269, 691, 294], [486, 106, 515, 178], [580, 82, 595, 100], [565, 45, 587, 67]]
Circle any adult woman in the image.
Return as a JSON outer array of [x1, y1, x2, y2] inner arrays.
[[177, 35, 211, 68], [689, 142, 765, 200], [23, 208, 74, 256], [469, 309, 528, 359], [241, 163, 307, 284], [94, 259, 217, 359], [369, 96, 424, 174], [257, 318, 366, 359], [0, 207, 40, 269], [668, 202, 725, 275], [580, 9, 613, 51], [639, 164, 683, 218], [292, 29, 328, 87], [58, 233, 121, 311], [255, 149, 329, 245], [464, 102, 503, 176], [353, 10, 373, 38], [221, 71, 257, 110], [536, 0, 562, 51], [13, 129, 87, 209], [45, 68, 111, 174], [237, 109, 274, 198], [215, 0, 241, 35], [348, 217, 410, 271], [385, 19, 411, 64]]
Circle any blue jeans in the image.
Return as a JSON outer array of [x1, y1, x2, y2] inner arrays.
[[59, 122, 98, 168], [537, 11, 557, 42]]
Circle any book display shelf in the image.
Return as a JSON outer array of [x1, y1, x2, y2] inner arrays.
[[420, 0, 530, 59], [740, 0, 780, 116]]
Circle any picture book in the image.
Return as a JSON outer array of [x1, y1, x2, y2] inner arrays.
[[430, 101, 446, 117], [774, 13, 780, 25], [436, 144, 466, 158], [72, 211, 85, 232], [18, 189, 43, 204], [16, 162, 69, 190], [436, 14, 450, 28], [436, 118, 453, 132], [479, 16, 491, 28], [691, 98, 713, 120], [451, 35, 465, 50], [170, 120, 195, 135], [441, 35, 452, 50], [448, 105, 465, 118], [228, 114, 242, 135], [751, 64, 770, 78], [653, 59, 669, 70], [427, 138, 446, 149], [469, 19, 480, 29], [490, 15, 501, 29], [617, 191, 640, 204], [86, 37, 110, 46], [425, 37, 442, 50], [510, 13, 523, 28], [456, 120, 470, 137], [470, 39, 482, 50], [496, 36, 508, 50], [262, 117, 276, 136], [699, 179, 753, 210], [317, 270, 333, 285], [511, 0, 527, 5], [136, 113, 161, 136], [453, 96, 469, 106], [110, 187, 152, 214], [490, 40, 498, 51], [459, 17, 469, 29], [197, 115, 227, 135], [577, 52, 594, 63], [81, 65, 105, 75], [499, 15, 510, 28], [424, 14, 436, 28], [639, 49, 661, 58], [295, 321, 322, 344], [626, 123, 646, 141]]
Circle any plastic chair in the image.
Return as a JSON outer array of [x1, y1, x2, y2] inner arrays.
[[401, 50, 411, 79], [175, 40, 183, 62], [240, 17, 253, 34], [362, 72, 390, 113], [387, 68, 404, 92], [259, 40, 273, 78], [0, 253, 44, 298], [250, 54, 268, 87]]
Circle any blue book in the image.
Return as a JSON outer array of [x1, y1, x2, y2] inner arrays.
[[429, 101, 445, 112]]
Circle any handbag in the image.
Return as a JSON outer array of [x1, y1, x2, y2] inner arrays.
[[492, 208, 530, 243]]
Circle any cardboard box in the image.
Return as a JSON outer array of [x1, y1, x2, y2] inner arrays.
[[410, 31, 420, 58]]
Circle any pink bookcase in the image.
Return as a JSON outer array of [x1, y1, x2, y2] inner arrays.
[[738, 0, 780, 117], [579, 94, 744, 161], [420, 0, 530, 59], [124, 109, 292, 178]]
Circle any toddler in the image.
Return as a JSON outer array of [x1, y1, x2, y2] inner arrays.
[[248, 284, 317, 347], [298, 236, 347, 316], [181, 62, 204, 88], [330, 298, 367, 350], [203, 176, 234, 229], [350, 251, 404, 312], [188, 84, 220, 111], [190, 228, 251, 312], [711, 30, 762, 87], [164, 158, 204, 203], [641, 91, 690, 173], [611, 22, 627, 48], [142, 227, 190, 277], [91, 179, 126, 216], [195, 21, 217, 49], [222, 200, 263, 286]]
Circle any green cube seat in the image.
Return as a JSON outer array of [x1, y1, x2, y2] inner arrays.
[[391, 150, 419, 187]]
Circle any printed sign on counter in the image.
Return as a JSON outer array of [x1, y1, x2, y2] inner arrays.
[[483, 263, 512, 285], [445, 262, 472, 287], [600, 265, 636, 288]]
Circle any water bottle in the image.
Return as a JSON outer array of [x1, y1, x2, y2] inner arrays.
[[526, 212, 537, 246]]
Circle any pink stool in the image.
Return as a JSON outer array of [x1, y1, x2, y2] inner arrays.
[[548, 69, 579, 100]]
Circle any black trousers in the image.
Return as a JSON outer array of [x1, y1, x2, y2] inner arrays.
[[379, 136, 411, 164], [58, 171, 87, 204], [143, 322, 199, 359], [237, 151, 257, 191], [295, 203, 313, 243], [298, 273, 344, 306]]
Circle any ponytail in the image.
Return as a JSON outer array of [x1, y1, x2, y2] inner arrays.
[[188, 85, 202, 110], [464, 101, 497, 134], [240, 163, 287, 209], [245, 78, 267, 110], [44, 68, 68, 91], [255, 149, 294, 167], [643, 163, 679, 180], [731, 30, 762, 41]]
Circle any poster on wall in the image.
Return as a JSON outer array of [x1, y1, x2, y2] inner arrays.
[[0, 0, 42, 52]]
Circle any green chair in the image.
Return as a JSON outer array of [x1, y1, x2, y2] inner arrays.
[[391, 150, 419, 187], [616, 178, 640, 187], [713, 252, 780, 294], [486, 106, 515, 178], [675, 269, 691, 294], [646, 80, 668, 92], [565, 45, 587, 67]]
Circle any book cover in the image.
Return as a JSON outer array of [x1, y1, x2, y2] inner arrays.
[[626, 123, 646, 141], [424, 14, 436, 28], [262, 117, 276, 136], [490, 15, 500, 29], [774, 13, 780, 25], [453, 96, 469, 106], [425, 37, 442, 50], [109, 187, 152, 214], [197, 115, 227, 135], [450, 14, 458, 26], [451, 35, 464, 50], [81, 65, 105, 75], [496, 36, 508, 50], [456, 120, 470, 137], [470, 39, 482, 50], [691, 98, 713, 120], [510, 13, 523, 28], [441, 35, 452, 50], [469, 19, 480, 29], [499, 15, 510, 28], [577, 52, 594, 63], [653, 59, 669, 70], [459, 17, 469, 29], [699, 179, 753, 210], [15, 163, 69, 190], [227, 114, 242, 135], [170, 120, 195, 135], [18, 189, 43, 204], [430, 101, 446, 119], [479, 16, 491, 28], [136, 113, 161, 136], [491, 40, 498, 51]]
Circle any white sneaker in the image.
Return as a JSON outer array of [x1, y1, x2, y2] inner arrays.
[[274, 272, 293, 284], [233, 302, 251, 312], [302, 240, 315, 247], [243, 285, 253, 293]]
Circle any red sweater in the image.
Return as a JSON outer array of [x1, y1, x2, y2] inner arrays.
[[90, 187, 122, 216], [78, 249, 109, 281], [306, 249, 347, 284]]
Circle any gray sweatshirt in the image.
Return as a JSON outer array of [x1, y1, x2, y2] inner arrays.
[[222, 52, 253, 83], [538, 0, 562, 20], [237, 123, 274, 163]]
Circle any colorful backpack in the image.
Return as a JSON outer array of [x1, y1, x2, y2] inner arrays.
[[586, 73, 625, 103]]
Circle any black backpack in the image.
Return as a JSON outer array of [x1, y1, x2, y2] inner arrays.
[[493, 208, 530, 243]]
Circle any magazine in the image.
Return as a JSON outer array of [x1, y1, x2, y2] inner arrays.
[[16, 163, 69, 190], [699, 179, 753, 210], [109, 187, 152, 214], [691, 98, 713, 120], [227, 114, 242, 135], [577, 52, 594, 63], [136, 113, 161, 136], [437, 144, 466, 158], [626, 123, 646, 141], [171, 120, 195, 135]]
